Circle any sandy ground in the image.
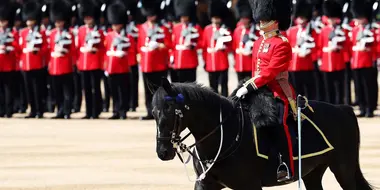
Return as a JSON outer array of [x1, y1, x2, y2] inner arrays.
[[0, 65, 379, 190]]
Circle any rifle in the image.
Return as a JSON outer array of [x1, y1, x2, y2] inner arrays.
[[51, 29, 72, 58], [0, 28, 15, 54], [106, 29, 131, 57], [296, 23, 316, 57], [24, 26, 43, 53], [176, 24, 200, 50], [208, 25, 232, 53], [80, 26, 101, 53]]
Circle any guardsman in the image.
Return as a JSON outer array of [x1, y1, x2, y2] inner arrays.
[[172, 0, 202, 83], [0, 0, 19, 118], [287, 0, 318, 100], [104, 1, 135, 120], [77, 0, 105, 119], [48, 0, 76, 119], [20, 0, 48, 119], [318, 0, 349, 105], [349, 0, 378, 117], [126, 1, 140, 112], [236, 0, 296, 182], [202, 0, 232, 97], [137, 0, 171, 120], [232, 0, 258, 82]]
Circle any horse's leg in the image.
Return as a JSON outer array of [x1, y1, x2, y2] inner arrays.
[[194, 180, 224, 190], [328, 159, 357, 190], [302, 164, 328, 190]]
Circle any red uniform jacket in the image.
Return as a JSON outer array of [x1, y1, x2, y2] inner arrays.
[[350, 25, 377, 69], [0, 29, 20, 72], [249, 34, 295, 100], [19, 27, 48, 71], [233, 25, 254, 72], [104, 30, 135, 74], [286, 25, 318, 71], [202, 25, 232, 72], [137, 22, 171, 73], [317, 25, 349, 72], [77, 26, 105, 71], [48, 28, 76, 75], [172, 23, 202, 70]]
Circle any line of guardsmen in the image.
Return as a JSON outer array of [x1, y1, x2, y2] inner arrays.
[[0, 0, 378, 120]]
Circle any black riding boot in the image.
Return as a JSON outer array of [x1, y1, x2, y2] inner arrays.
[[274, 125, 293, 182]]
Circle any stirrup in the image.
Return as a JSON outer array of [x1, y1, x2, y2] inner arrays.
[[277, 154, 292, 183]]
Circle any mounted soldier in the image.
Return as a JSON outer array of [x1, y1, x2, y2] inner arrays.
[[236, 0, 296, 182]]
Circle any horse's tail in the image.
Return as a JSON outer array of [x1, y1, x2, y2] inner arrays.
[[339, 105, 375, 190]]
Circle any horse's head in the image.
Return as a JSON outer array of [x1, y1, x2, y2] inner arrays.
[[152, 78, 189, 161]]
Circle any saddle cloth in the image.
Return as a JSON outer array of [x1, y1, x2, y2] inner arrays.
[[253, 111, 334, 160]]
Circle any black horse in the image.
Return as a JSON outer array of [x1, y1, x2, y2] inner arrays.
[[153, 78, 373, 190]]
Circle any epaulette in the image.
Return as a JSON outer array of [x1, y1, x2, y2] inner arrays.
[[279, 35, 289, 42]]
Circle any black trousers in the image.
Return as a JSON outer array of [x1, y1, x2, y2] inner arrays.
[[72, 67, 82, 112], [209, 70, 229, 97], [169, 68, 179, 83], [143, 71, 168, 116], [41, 67, 49, 112], [0, 72, 15, 116], [13, 71, 27, 112], [236, 71, 251, 83], [372, 67, 379, 110], [108, 73, 130, 115], [352, 68, 378, 112], [289, 71, 317, 100], [51, 73, 73, 116], [102, 72, 110, 111], [81, 70, 102, 117], [314, 61, 325, 102], [344, 62, 353, 105], [173, 68, 197, 83], [23, 69, 45, 115], [322, 70, 345, 105], [129, 65, 139, 110]]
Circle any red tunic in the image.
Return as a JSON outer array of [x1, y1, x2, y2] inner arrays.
[[201, 25, 232, 72], [233, 25, 254, 72], [0, 29, 20, 72], [76, 26, 105, 71], [104, 30, 135, 74], [350, 25, 377, 69], [286, 25, 318, 71], [48, 29, 76, 75], [137, 22, 171, 73], [19, 27, 48, 71], [172, 23, 203, 70], [317, 25, 349, 72]]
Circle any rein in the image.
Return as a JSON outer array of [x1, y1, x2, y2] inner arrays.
[[157, 94, 245, 181]]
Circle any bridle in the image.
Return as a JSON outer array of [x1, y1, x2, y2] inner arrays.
[[156, 93, 245, 181]]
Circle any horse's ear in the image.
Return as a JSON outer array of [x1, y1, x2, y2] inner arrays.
[[161, 77, 175, 96]]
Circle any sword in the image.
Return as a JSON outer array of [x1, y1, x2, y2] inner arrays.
[[296, 94, 304, 190]]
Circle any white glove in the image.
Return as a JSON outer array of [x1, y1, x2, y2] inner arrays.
[[236, 86, 248, 98], [148, 41, 159, 50]]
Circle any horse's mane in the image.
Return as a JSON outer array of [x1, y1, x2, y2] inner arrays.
[[152, 82, 234, 110]]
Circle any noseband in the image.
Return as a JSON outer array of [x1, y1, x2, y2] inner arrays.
[[156, 93, 245, 181]]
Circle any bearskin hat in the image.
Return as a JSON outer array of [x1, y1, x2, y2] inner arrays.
[[174, 0, 196, 20], [294, 0, 313, 20], [78, 0, 101, 21], [22, 0, 42, 21], [350, 0, 373, 21], [0, 0, 13, 21], [50, 0, 72, 22], [107, 2, 128, 25], [208, 0, 230, 19], [235, 0, 252, 19], [249, 0, 292, 30], [323, 0, 343, 18], [140, 0, 161, 17]]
